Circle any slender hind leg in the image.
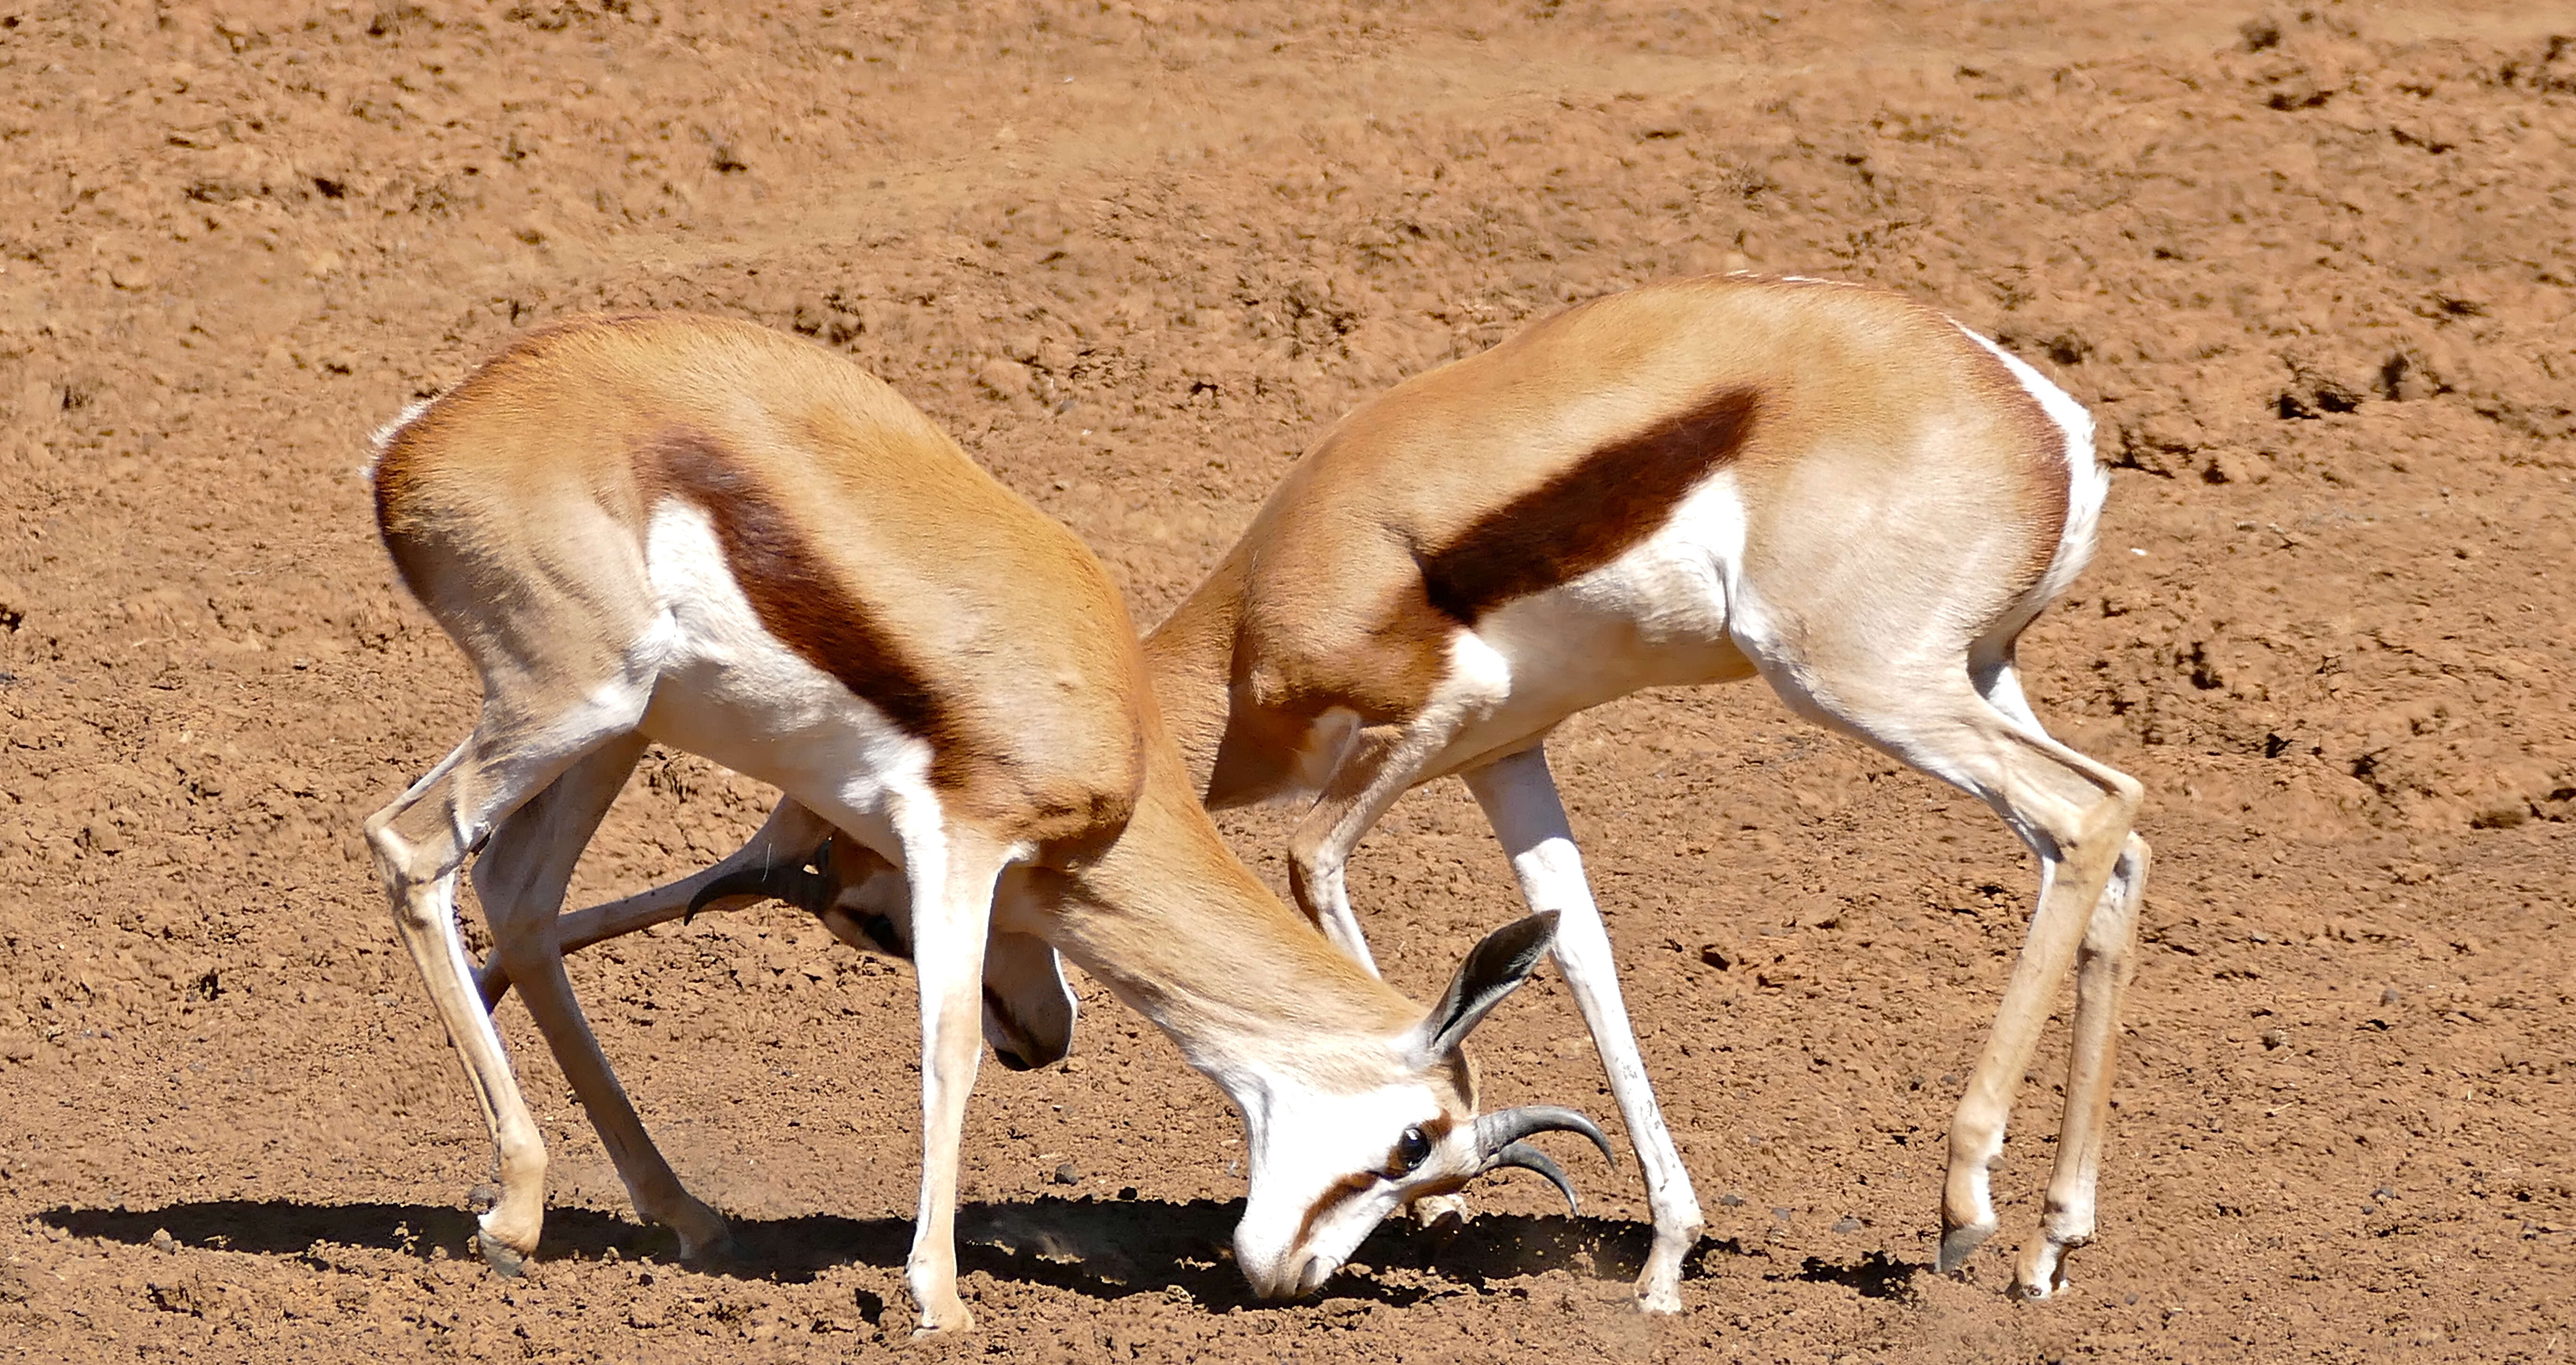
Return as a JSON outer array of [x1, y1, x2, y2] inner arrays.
[[363, 690, 649, 1273], [1464, 745, 1704, 1314], [1976, 661, 2151, 1295], [471, 734, 734, 1261], [2014, 831, 2147, 1294], [485, 798, 1079, 1073], [981, 929, 1078, 1070], [1749, 655, 2140, 1283]]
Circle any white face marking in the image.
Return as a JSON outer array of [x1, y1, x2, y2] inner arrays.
[[1229, 1069, 1465, 1300], [638, 499, 937, 860]]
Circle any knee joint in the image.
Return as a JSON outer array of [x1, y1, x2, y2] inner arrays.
[[2059, 773, 2142, 863], [1286, 829, 1344, 885], [2100, 770, 2145, 825]]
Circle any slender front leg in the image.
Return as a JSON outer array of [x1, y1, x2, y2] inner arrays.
[[898, 824, 1009, 1337], [2014, 832, 2149, 1296], [1287, 711, 1469, 977], [476, 800, 838, 1010], [1464, 746, 1703, 1314]]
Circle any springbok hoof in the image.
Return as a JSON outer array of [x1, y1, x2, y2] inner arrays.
[[667, 1201, 738, 1266], [473, 1232, 529, 1278], [2013, 1236, 2074, 1299], [679, 1231, 741, 1268], [1633, 1224, 1694, 1314], [1936, 1220, 1996, 1275], [1408, 1192, 1469, 1234], [908, 1301, 975, 1339], [1633, 1266, 1685, 1315]]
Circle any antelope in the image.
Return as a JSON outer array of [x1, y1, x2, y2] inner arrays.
[[360, 313, 1610, 1335], [500, 275, 2153, 1307]]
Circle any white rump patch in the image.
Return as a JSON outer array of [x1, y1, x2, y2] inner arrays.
[[1952, 323, 2107, 611], [361, 396, 438, 479]]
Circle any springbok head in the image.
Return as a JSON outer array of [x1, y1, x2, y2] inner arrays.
[[1226, 912, 1612, 1299]]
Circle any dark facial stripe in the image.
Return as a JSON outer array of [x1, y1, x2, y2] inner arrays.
[[650, 428, 967, 790], [1291, 1173, 1378, 1259], [1288, 1114, 1460, 1253], [1416, 387, 1758, 623]]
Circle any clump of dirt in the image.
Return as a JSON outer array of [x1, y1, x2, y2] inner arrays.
[[0, 1, 2568, 1362]]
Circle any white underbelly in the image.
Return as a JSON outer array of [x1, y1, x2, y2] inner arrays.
[[635, 500, 935, 865], [1422, 468, 1757, 774]]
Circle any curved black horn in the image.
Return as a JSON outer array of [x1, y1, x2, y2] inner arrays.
[[1482, 1141, 1580, 1215], [684, 837, 840, 923], [1474, 1106, 1616, 1167]]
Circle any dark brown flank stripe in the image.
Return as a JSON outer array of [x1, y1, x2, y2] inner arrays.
[[1415, 386, 1758, 624], [649, 427, 970, 792]]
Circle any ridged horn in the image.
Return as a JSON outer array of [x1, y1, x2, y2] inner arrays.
[[1473, 1105, 1616, 1167], [1482, 1141, 1580, 1214]]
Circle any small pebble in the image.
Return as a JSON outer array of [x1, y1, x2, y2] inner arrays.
[[1718, 1192, 1746, 1207], [150, 1228, 176, 1254], [1052, 1162, 1079, 1186], [2260, 1028, 2288, 1050], [1832, 1216, 1862, 1234], [2381, 986, 2403, 1005]]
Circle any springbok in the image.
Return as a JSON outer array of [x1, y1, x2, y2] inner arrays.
[[501, 275, 2151, 1307], [361, 313, 1610, 1334]]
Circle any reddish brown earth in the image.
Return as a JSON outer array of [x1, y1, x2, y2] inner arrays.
[[1, 2, 2571, 1361]]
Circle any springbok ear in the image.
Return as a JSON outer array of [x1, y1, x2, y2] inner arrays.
[[1409, 911, 1559, 1063]]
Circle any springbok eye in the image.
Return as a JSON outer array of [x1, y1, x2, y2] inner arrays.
[[1391, 1125, 1433, 1175]]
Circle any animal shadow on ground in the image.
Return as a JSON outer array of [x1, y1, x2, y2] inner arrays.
[[40, 1195, 1891, 1306]]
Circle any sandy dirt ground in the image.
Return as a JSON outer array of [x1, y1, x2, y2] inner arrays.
[[1, 1, 2571, 1360]]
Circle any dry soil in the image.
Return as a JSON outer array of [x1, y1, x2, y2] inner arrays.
[[0, 2, 2570, 1362]]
